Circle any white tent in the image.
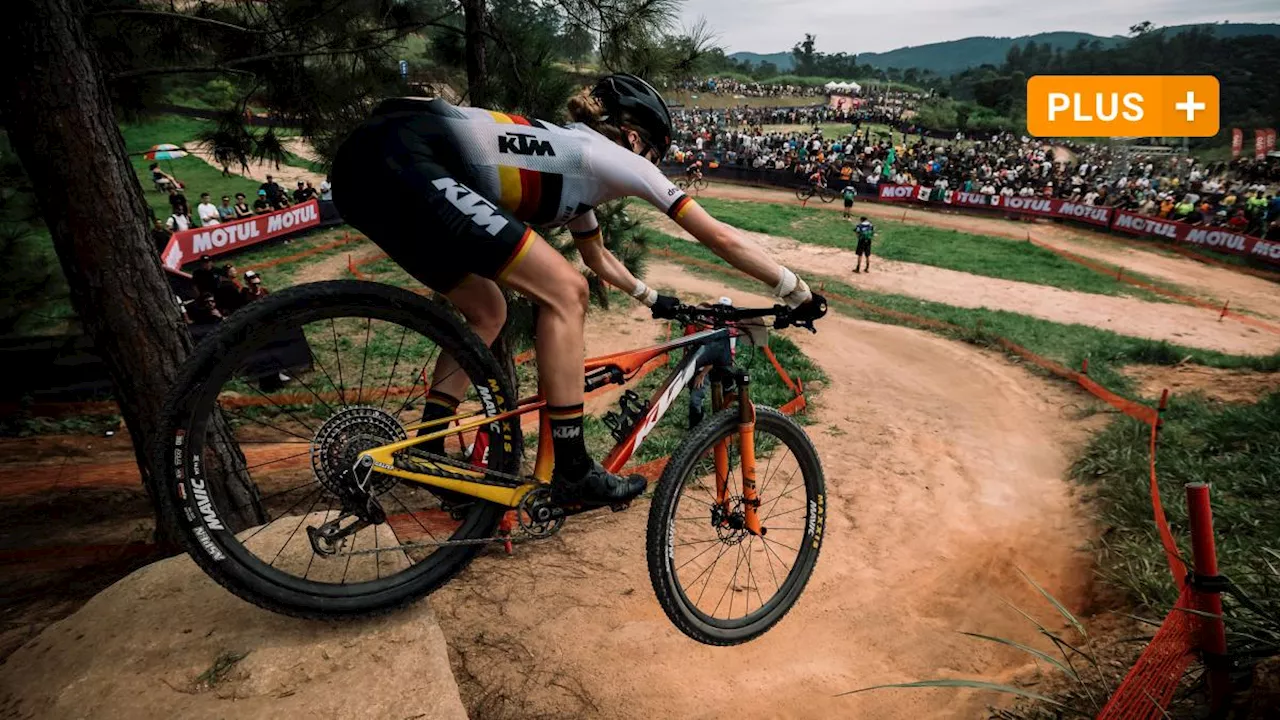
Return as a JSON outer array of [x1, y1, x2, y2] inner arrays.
[[825, 81, 862, 94]]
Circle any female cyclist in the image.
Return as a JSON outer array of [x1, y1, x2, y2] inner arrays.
[[330, 73, 826, 509]]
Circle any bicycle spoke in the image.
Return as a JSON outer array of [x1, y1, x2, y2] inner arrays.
[[241, 378, 320, 435], [219, 404, 315, 444], [244, 449, 313, 473], [380, 325, 410, 411], [329, 319, 347, 407], [356, 318, 372, 404], [267, 488, 326, 568]]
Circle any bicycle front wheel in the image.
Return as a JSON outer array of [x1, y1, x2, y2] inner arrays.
[[694, 178, 709, 192], [646, 407, 825, 645], [155, 280, 521, 619], [819, 187, 837, 203]]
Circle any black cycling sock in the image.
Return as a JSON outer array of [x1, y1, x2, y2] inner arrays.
[[548, 403, 591, 479], [417, 389, 462, 454]]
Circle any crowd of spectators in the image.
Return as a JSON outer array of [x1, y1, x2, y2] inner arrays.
[[668, 77, 827, 99], [668, 104, 1280, 239], [177, 255, 273, 326], [147, 164, 332, 252]]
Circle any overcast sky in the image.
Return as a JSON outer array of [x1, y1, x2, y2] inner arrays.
[[679, 0, 1280, 54]]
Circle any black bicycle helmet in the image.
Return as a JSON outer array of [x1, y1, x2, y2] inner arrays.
[[590, 72, 674, 161]]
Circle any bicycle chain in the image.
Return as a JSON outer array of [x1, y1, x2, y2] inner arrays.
[[341, 447, 546, 555]]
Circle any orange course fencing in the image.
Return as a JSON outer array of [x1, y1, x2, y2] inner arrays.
[[1024, 233, 1280, 336]]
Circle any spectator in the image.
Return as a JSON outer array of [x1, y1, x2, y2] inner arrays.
[[150, 163, 181, 192], [241, 270, 270, 303], [176, 294, 192, 325], [187, 293, 223, 325], [260, 174, 288, 209], [319, 178, 333, 201], [218, 195, 236, 223], [841, 184, 856, 218], [853, 216, 875, 273], [233, 192, 253, 219], [165, 204, 192, 233], [196, 192, 221, 227], [214, 263, 246, 315], [167, 186, 188, 216], [293, 181, 316, 203], [253, 189, 271, 214], [192, 255, 219, 296], [150, 218, 172, 252]]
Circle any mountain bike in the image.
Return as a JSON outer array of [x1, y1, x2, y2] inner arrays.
[[795, 182, 837, 204], [676, 174, 709, 194], [155, 279, 827, 645]]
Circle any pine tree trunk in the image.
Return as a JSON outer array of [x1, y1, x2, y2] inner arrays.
[[1, 0, 265, 537], [461, 0, 489, 107]]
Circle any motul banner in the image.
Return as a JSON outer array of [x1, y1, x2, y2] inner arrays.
[[1268, 128, 1277, 153], [161, 200, 321, 271], [878, 184, 1112, 226], [1257, 129, 1267, 160], [1112, 209, 1280, 265], [1231, 128, 1243, 158]]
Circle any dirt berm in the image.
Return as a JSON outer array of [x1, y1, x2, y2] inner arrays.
[[0, 522, 467, 720]]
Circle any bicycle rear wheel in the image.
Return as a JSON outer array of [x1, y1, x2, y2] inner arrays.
[[155, 280, 521, 619], [795, 187, 811, 202], [646, 407, 825, 645]]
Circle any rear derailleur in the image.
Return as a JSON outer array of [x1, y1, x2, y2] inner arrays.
[[307, 455, 386, 556]]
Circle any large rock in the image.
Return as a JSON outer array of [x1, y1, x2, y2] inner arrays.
[[0, 534, 467, 720]]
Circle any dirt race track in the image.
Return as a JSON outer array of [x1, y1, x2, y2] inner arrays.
[[4, 187, 1279, 717], [431, 264, 1100, 719]]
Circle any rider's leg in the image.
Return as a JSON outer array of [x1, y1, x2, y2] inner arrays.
[[419, 275, 507, 453], [500, 236, 645, 504]]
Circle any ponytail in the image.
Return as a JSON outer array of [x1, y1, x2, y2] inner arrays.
[[567, 86, 653, 148]]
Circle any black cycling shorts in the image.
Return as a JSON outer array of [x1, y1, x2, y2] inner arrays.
[[331, 101, 535, 293]]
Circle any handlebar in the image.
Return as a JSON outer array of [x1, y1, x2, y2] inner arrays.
[[665, 297, 827, 334]]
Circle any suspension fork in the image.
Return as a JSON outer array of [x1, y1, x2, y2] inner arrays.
[[711, 369, 762, 535], [736, 371, 763, 536]]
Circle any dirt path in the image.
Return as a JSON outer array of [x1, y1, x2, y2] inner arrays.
[[1122, 364, 1280, 403], [640, 208, 1280, 356], [430, 262, 1099, 720], [187, 146, 326, 189], [693, 183, 1280, 321]]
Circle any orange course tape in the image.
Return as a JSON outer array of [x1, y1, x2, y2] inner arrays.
[[1027, 235, 1280, 336]]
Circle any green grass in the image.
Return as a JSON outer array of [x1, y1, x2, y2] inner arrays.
[[120, 114, 324, 222], [120, 115, 263, 222], [1072, 392, 1280, 661], [696, 198, 1173, 302], [647, 230, 1280, 395]]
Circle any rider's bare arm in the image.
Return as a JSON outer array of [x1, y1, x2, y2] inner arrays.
[[567, 213, 655, 305], [673, 200, 812, 307]]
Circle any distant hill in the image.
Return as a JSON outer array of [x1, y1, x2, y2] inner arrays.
[[729, 23, 1280, 76]]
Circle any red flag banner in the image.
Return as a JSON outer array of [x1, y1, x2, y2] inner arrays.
[[1268, 128, 1277, 153], [161, 200, 321, 271], [1231, 128, 1243, 158], [1257, 129, 1267, 160]]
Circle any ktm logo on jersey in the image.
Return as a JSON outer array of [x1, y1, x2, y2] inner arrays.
[[498, 132, 556, 157], [431, 178, 509, 236]]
